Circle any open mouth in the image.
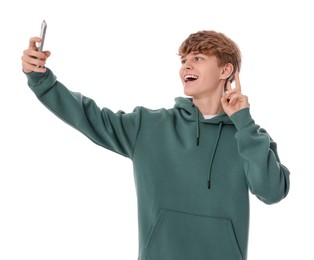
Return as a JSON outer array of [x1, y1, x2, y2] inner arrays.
[[184, 74, 199, 83]]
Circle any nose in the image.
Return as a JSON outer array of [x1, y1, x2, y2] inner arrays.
[[183, 60, 192, 70]]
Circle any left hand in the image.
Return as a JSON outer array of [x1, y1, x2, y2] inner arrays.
[[221, 71, 249, 116]]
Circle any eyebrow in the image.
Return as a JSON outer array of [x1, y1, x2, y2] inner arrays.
[[181, 52, 197, 59], [181, 52, 207, 60]]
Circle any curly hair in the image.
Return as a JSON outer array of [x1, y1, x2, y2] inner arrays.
[[178, 30, 242, 79]]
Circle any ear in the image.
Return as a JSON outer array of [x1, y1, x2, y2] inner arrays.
[[220, 63, 234, 80]]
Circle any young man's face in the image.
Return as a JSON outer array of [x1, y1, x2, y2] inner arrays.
[[179, 53, 223, 99]]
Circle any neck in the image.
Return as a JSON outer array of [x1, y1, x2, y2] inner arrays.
[[192, 96, 223, 115]]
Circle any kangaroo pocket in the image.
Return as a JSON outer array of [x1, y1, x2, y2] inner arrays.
[[145, 209, 243, 260]]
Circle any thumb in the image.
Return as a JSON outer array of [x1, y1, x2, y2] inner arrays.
[[43, 51, 51, 58]]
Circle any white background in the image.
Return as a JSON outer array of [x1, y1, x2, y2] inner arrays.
[[1, 0, 313, 259]]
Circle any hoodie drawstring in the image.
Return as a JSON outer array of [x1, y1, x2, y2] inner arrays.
[[192, 104, 224, 189], [195, 108, 200, 146], [192, 104, 201, 145], [207, 121, 223, 189]]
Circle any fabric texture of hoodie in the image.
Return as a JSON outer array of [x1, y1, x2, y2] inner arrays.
[[25, 68, 290, 260]]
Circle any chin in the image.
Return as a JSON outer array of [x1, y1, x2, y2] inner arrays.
[[183, 91, 191, 97], [184, 90, 195, 97], [183, 87, 193, 96]]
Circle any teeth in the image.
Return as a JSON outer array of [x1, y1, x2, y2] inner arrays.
[[184, 74, 198, 80]]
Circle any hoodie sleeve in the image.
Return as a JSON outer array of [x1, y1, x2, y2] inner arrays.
[[25, 68, 141, 159], [230, 108, 290, 204]]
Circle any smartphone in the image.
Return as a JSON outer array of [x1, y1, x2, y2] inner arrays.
[[38, 20, 47, 52]]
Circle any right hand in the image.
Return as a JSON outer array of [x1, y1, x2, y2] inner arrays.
[[21, 37, 51, 73]]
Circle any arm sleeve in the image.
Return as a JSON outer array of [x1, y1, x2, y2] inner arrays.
[[230, 108, 290, 204], [25, 68, 141, 159]]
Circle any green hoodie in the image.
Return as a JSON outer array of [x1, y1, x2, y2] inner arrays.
[[25, 68, 289, 260]]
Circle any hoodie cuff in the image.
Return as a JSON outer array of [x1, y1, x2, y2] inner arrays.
[[24, 68, 58, 98], [229, 107, 254, 130], [24, 68, 56, 89]]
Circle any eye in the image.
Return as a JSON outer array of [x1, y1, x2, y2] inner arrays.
[[181, 59, 186, 64], [194, 56, 203, 62]]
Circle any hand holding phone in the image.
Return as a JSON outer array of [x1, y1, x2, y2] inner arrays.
[[37, 20, 47, 52]]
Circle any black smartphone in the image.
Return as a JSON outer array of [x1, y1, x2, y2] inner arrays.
[[38, 20, 47, 52]]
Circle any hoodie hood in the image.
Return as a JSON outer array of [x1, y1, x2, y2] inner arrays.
[[174, 97, 234, 189], [174, 97, 233, 125]]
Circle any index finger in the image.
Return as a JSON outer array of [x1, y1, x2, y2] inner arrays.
[[234, 70, 241, 92]]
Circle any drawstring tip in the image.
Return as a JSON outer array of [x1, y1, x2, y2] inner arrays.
[[207, 181, 211, 189], [196, 137, 200, 146]]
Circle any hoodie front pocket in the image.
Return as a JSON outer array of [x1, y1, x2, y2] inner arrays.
[[145, 209, 243, 260]]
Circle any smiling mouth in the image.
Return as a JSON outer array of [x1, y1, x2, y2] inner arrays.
[[184, 74, 199, 83]]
